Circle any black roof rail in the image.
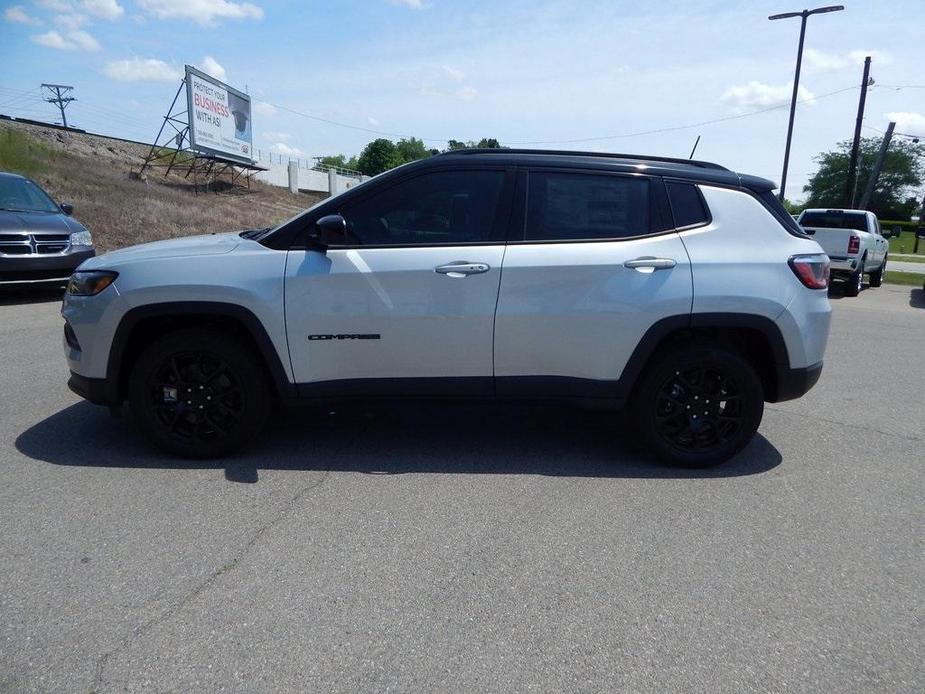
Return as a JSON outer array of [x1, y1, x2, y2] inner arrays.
[[438, 147, 730, 171]]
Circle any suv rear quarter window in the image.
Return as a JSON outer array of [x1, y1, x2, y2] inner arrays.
[[666, 181, 710, 228]]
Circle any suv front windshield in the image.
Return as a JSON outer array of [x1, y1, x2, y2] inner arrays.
[[0, 177, 61, 214]]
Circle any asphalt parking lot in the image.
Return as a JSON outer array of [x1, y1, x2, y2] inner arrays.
[[1, 284, 923, 693]]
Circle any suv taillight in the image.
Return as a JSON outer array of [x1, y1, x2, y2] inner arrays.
[[847, 235, 860, 255], [789, 254, 830, 289]]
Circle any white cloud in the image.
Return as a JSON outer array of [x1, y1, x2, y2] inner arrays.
[[4, 5, 42, 24], [804, 48, 892, 73], [263, 130, 290, 141], [253, 100, 276, 116], [31, 28, 100, 51], [36, 0, 73, 11], [804, 49, 848, 72], [420, 85, 478, 100], [721, 81, 814, 113], [104, 57, 182, 82], [367, 116, 380, 126], [138, 0, 263, 26], [442, 65, 465, 82], [847, 50, 892, 66], [456, 85, 477, 101], [82, 0, 124, 20], [886, 112, 925, 138], [68, 29, 100, 50], [269, 142, 304, 157], [54, 13, 88, 30], [199, 55, 226, 81], [391, 0, 428, 8]]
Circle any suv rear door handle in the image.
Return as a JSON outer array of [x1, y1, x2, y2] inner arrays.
[[435, 262, 490, 278], [624, 257, 677, 271]]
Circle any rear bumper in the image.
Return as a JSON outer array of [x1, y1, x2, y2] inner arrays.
[[827, 256, 858, 275], [67, 370, 120, 406], [774, 361, 823, 402], [0, 248, 95, 286]]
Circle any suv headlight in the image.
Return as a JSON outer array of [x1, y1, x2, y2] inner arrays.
[[70, 230, 93, 247], [66, 271, 118, 296]]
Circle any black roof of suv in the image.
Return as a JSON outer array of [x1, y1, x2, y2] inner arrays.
[[433, 148, 775, 192]]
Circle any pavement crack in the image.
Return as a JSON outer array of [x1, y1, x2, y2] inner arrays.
[[766, 406, 922, 443], [89, 423, 369, 692]]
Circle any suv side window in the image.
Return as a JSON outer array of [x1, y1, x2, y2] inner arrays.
[[523, 171, 651, 241], [340, 169, 505, 246], [666, 181, 710, 228]]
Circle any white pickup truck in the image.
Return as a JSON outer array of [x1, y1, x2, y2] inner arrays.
[[797, 208, 888, 296]]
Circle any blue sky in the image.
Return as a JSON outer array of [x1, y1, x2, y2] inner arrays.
[[1, 0, 923, 201]]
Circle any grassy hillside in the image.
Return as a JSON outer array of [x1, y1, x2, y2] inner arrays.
[[0, 120, 323, 252]]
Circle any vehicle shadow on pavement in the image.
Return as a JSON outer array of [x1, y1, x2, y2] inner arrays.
[[0, 289, 65, 306], [16, 401, 782, 481], [909, 288, 925, 309]]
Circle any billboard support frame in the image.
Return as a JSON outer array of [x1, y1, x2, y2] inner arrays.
[[137, 76, 265, 193]]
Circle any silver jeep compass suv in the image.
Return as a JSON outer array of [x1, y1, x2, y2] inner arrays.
[[62, 149, 831, 466]]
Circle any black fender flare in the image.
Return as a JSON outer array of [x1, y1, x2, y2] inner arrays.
[[616, 312, 791, 400], [106, 301, 295, 400]]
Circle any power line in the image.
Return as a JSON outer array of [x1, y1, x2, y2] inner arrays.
[[266, 102, 450, 143], [504, 85, 861, 145]]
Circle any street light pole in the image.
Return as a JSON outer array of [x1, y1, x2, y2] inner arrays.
[[769, 5, 845, 202]]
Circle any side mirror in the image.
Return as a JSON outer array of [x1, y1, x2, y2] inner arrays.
[[311, 214, 348, 251], [60, 202, 74, 215]]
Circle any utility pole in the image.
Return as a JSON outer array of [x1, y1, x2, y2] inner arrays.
[[768, 5, 845, 202], [844, 57, 872, 208], [858, 121, 894, 210], [41, 83, 75, 128]]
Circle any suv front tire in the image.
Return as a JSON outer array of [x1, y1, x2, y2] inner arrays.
[[128, 328, 270, 458]]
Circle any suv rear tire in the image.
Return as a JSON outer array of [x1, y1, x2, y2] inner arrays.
[[633, 345, 764, 467], [128, 328, 270, 458]]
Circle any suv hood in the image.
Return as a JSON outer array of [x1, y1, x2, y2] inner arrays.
[[82, 231, 242, 268]]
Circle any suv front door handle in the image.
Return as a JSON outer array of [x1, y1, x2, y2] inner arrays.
[[624, 257, 677, 271], [435, 262, 490, 278]]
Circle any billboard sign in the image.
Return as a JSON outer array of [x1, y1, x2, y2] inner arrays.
[[185, 65, 253, 164]]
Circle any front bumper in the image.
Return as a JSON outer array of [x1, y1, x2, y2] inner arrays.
[[67, 370, 120, 406], [774, 361, 823, 402], [0, 248, 95, 286]]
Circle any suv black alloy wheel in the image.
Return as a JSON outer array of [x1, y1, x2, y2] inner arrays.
[[128, 329, 270, 458]]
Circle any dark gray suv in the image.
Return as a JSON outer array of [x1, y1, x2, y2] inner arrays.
[[0, 171, 95, 287]]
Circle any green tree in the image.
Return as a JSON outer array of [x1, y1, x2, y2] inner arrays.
[[316, 154, 359, 171], [445, 138, 504, 151], [782, 198, 802, 216], [356, 138, 403, 176], [396, 137, 430, 163], [803, 136, 924, 218]]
